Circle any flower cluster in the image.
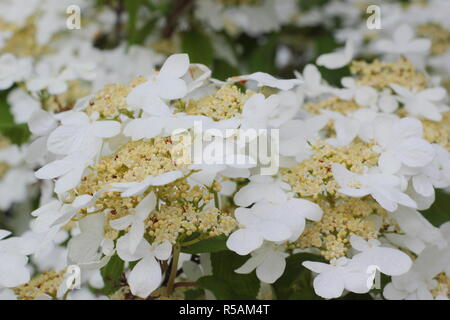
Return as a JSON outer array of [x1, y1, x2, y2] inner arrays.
[[0, 0, 449, 301]]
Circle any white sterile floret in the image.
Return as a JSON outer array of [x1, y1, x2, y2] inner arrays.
[[332, 163, 417, 212], [110, 171, 184, 197], [279, 115, 328, 160], [235, 242, 288, 284], [0, 230, 34, 288], [45, 111, 121, 156], [316, 39, 354, 69], [390, 84, 449, 122], [0, 54, 32, 90], [303, 257, 370, 299], [373, 24, 431, 56], [68, 213, 114, 269], [126, 53, 190, 115], [226, 199, 322, 255], [384, 223, 450, 300], [372, 117, 435, 174], [117, 239, 171, 298], [228, 72, 302, 91], [109, 192, 157, 254], [303, 236, 412, 299], [233, 175, 291, 207], [294, 64, 331, 97]]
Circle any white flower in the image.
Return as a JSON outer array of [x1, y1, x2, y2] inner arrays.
[[390, 84, 449, 121], [279, 115, 328, 160], [373, 24, 431, 55], [110, 171, 184, 197], [7, 88, 41, 124], [26, 109, 59, 163], [0, 167, 36, 211], [233, 175, 290, 207], [109, 193, 157, 254], [373, 117, 434, 174], [332, 163, 416, 212], [68, 213, 114, 269], [401, 144, 450, 199], [295, 64, 331, 98], [303, 257, 370, 299], [235, 242, 288, 284], [26, 61, 70, 95], [227, 199, 322, 255], [30, 194, 102, 254], [0, 230, 34, 288], [384, 223, 450, 300], [0, 54, 32, 89], [388, 206, 446, 254], [316, 39, 353, 69], [126, 54, 189, 115], [117, 239, 171, 298], [349, 235, 412, 276], [303, 236, 412, 299], [46, 111, 121, 156], [228, 72, 301, 91], [333, 77, 378, 108], [322, 109, 376, 147], [35, 153, 94, 194], [239, 93, 280, 130]]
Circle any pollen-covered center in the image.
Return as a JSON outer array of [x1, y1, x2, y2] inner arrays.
[[416, 23, 450, 56], [282, 140, 379, 200], [350, 58, 428, 91], [176, 84, 253, 121]]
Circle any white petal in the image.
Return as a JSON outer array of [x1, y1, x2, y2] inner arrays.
[[313, 270, 345, 299], [135, 192, 156, 221], [153, 240, 172, 260], [92, 121, 121, 138], [159, 54, 190, 79], [109, 215, 134, 230], [226, 229, 263, 255], [123, 118, 164, 141], [28, 110, 56, 136], [256, 221, 292, 242], [256, 251, 286, 284], [128, 256, 162, 298]]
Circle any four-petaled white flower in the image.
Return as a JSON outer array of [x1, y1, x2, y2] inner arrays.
[[332, 163, 417, 212], [391, 84, 449, 122], [235, 242, 288, 284], [0, 54, 32, 89], [373, 24, 431, 55], [227, 199, 322, 255], [109, 192, 157, 254], [117, 238, 172, 298], [126, 54, 190, 115], [233, 175, 290, 207]]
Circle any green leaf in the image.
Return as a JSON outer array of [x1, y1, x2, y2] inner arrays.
[[0, 97, 30, 145], [272, 253, 324, 300], [421, 189, 450, 227], [212, 59, 239, 81], [124, 0, 143, 45], [183, 288, 205, 300], [197, 250, 260, 300], [99, 254, 125, 295], [181, 235, 228, 254], [181, 29, 214, 66], [248, 34, 278, 74]]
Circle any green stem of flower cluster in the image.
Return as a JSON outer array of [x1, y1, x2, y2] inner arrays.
[[166, 243, 181, 296]]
